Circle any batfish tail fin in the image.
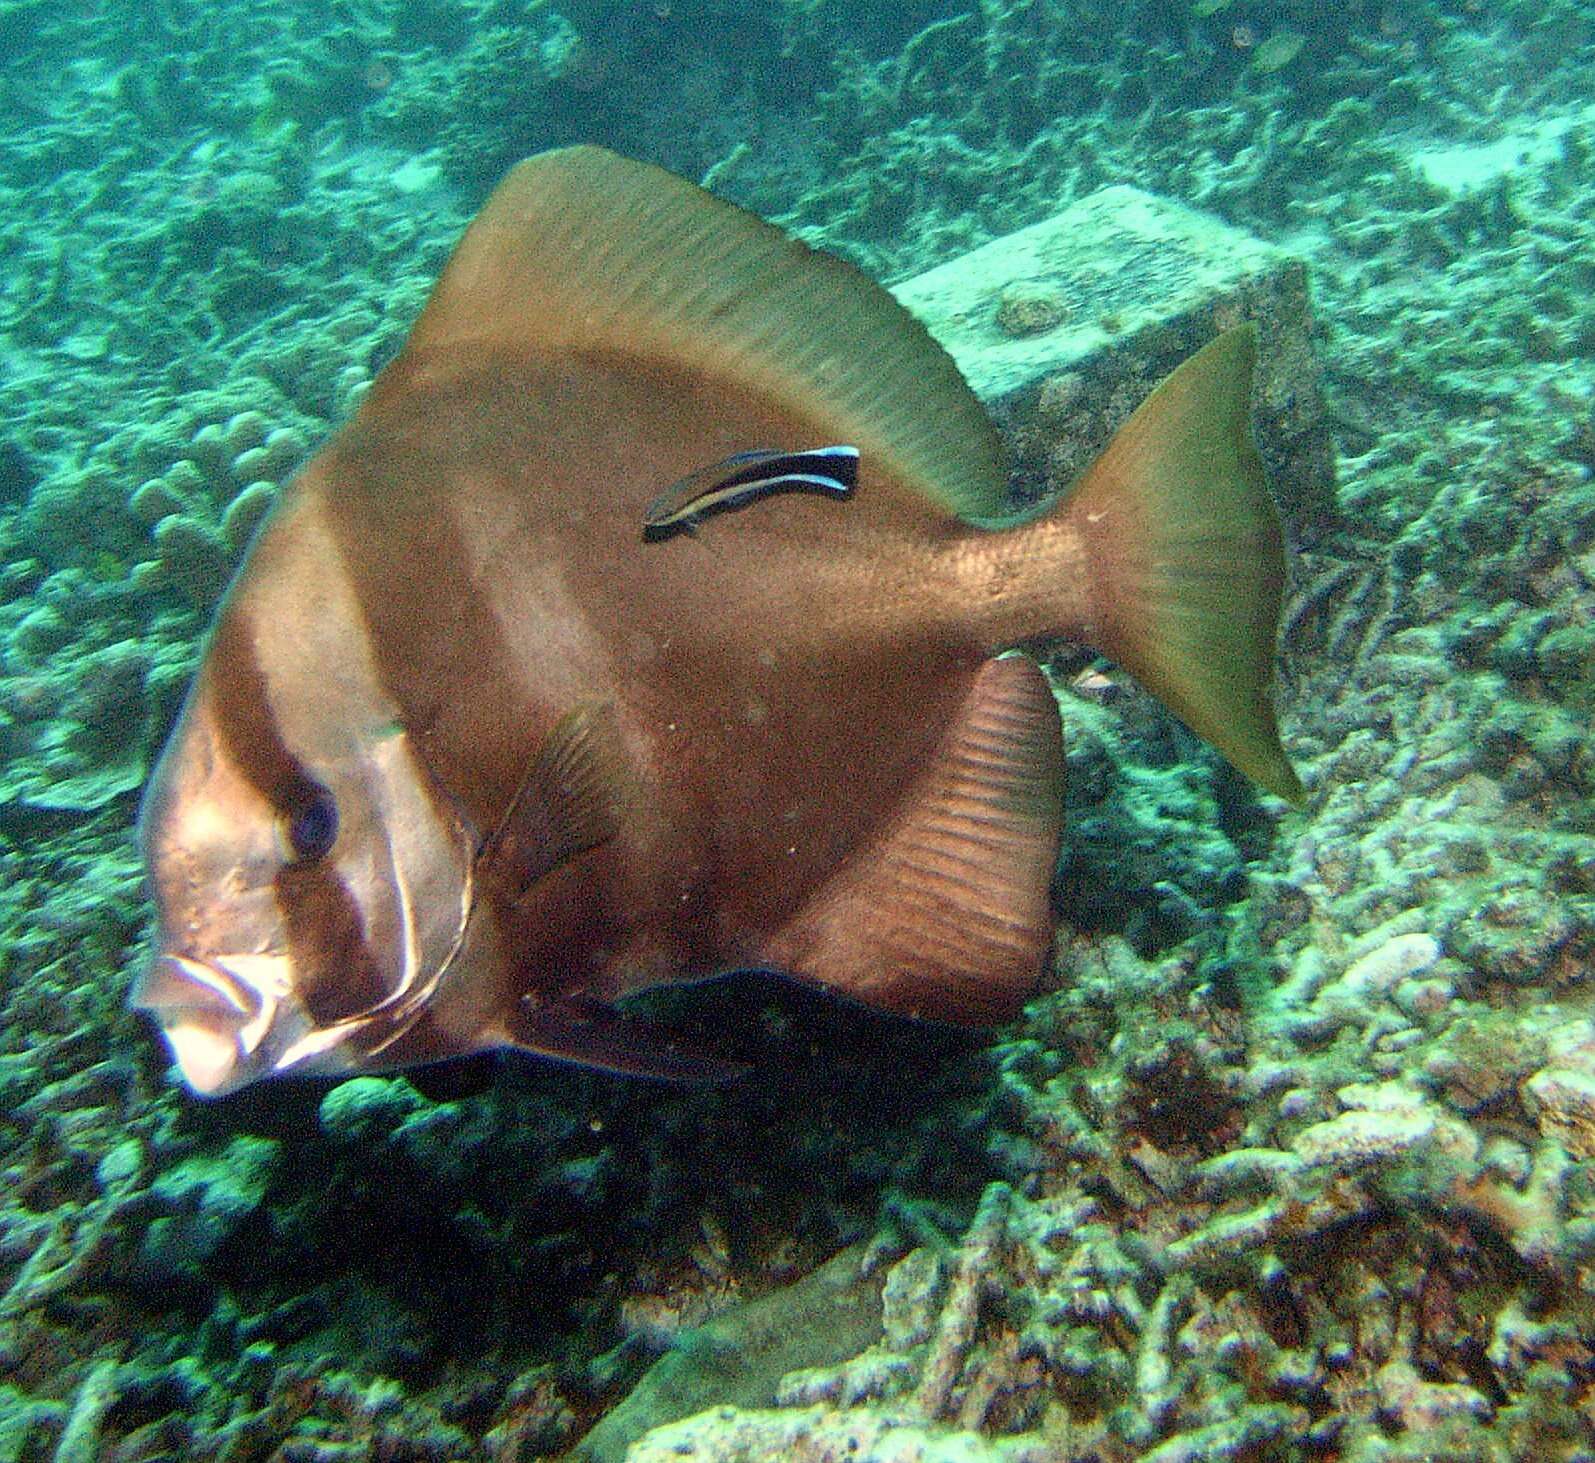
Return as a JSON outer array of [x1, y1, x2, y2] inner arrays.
[[1058, 325, 1303, 804]]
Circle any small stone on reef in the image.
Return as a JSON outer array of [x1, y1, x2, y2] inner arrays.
[[995, 283, 1069, 338]]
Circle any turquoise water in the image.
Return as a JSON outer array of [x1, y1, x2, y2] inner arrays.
[[2, 2, 1594, 1458]]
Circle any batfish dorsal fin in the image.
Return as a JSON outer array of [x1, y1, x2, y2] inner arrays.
[[400, 145, 1008, 522], [760, 654, 1064, 1025], [478, 701, 627, 902]]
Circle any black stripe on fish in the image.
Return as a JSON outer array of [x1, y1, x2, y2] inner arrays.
[[319, 434, 530, 839], [208, 610, 319, 810], [206, 609, 390, 1024], [276, 855, 391, 1025], [642, 445, 858, 541]]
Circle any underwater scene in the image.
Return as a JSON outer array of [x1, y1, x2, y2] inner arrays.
[[3, 0, 1595, 1457]]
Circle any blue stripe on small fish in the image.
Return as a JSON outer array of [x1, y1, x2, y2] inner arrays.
[[644, 446, 858, 540]]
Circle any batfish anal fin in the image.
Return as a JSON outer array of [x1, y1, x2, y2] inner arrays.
[[643, 445, 859, 540], [478, 701, 628, 902], [509, 994, 750, 1083], [761, 654, 1064, 1026]]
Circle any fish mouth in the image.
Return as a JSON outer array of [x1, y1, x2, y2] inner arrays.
[[133, 952, 321, 1096]]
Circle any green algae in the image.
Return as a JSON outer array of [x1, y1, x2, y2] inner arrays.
[[569, 1244, 884, 1463], [1251, 31, 1307, 73]]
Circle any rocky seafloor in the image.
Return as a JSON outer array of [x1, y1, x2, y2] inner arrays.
[[3, 0, 1595, 1458]]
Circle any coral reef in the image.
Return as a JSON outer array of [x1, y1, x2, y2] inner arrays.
[[3, 0, 1595, 1458]]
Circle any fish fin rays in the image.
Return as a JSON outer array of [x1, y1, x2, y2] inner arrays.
[[398, 145, 1007, 522], [761, 655, 1063, 1025], [1063, 325, 1304, 804], [477, 702, 628, 902]]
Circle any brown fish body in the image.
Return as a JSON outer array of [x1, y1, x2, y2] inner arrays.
[[133, 148, 1300, 1095], [312, 347, 1084, 1042]]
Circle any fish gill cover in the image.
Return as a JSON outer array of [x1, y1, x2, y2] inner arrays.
[[0, 0, 1594, 1459]]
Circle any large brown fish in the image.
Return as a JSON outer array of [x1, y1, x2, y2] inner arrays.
[[133, 146, 1301, 1097]]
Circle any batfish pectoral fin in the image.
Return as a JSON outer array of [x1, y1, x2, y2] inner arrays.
[[760, 654, 1064, 1026], [508, 994, 750, 1083], [478, 701, 630, 903]]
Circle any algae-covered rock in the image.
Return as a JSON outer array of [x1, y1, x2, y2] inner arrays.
[[220, 481, 276, 552], [570, 1244, 885, 1463], [149, 513, 232, 605], [1522, 1065, 1595, 1160], [623, 1404, 1054, 1463], [1291, 1107, 1438, 1170], [892, 185, 1336, 541], [318, 1076, 429, 1145], [136, 1136, 279, 1284], [0, 635, 153, 810], [128, 476, 191, 526]]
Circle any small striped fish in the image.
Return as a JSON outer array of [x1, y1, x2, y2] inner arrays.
[[643, 446, 858, 540]]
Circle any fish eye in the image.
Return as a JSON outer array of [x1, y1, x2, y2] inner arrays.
[[284, 783, 339, 862]]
